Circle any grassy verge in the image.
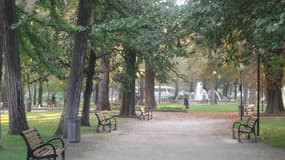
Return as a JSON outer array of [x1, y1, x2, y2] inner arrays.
[[0, 111, 99, 160], [260, 117, 285, 148], [158, 103, 239, 112]]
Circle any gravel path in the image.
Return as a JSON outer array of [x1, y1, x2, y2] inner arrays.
[[66, 112, 285, 160]]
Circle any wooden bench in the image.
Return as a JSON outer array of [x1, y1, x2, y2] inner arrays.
[[245, 104, 255, 115], [95, 112, 117, 132], [137, 108, 152, 120], [232, 116, 258, 142], [20, 128, 65, 160]]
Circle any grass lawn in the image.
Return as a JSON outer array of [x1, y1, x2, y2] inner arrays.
[[158, 103, 239, 112], [0, 104, 284, 159], [0, 111, 99, 160]]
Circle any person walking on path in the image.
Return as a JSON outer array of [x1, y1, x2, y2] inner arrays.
[[51, 93, 56, 108], [184, 96, 189, 112]]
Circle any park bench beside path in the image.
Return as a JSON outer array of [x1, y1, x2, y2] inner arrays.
[[66, 112, 285, 160]]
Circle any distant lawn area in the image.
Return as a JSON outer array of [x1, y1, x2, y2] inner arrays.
[[157, 103, 239, 112]]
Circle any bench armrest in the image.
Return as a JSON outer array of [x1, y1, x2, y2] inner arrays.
[[46, 137, 65, 148], [232, 121, 242, 129], [32, 143, 56, 157]]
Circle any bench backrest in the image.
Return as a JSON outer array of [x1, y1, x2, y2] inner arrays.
[[95, 112, 106, 123], [20, 128, 44, 154], [246, 116, 258, 129]]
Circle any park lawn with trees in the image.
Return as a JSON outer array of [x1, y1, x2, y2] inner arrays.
[[0, 0, 284, 154]]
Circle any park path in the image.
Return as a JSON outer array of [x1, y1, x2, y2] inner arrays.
[[66, 112, 285, 160]]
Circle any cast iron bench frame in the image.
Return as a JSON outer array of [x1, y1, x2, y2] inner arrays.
[[20, 128, 65, 160], [232, 116, 258, 142], [95, 112, 117, 132]]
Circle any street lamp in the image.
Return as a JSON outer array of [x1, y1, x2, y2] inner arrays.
[[238, 63, 245, 120], [212, 71, 217, 104]]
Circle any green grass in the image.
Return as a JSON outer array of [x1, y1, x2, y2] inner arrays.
[[158, 103, 239, 112], [0, 111, 99, 160], [260, 117, 285, 148]]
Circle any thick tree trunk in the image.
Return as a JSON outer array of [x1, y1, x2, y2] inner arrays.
[[96, 57, 111, 111], [4, 0, 29, 135], [265, 67, 284, 113], [55, 0, 92, 137], [38, 77, 43, 107], [0, 0, 5, 147], [119, 50, 136, 116], [81, 50, 96, 126], [144, 63, 156, 110]]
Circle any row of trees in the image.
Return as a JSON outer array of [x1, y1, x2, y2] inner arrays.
[[0, 0, 284, 138]]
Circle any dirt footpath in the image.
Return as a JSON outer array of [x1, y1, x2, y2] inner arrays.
[[66, 112, 285, 160]]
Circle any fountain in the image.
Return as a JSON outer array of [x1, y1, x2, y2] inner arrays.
[[193, 82, 209, 103]]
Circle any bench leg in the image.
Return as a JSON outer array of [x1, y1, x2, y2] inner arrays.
[[114, 123, 117, 130], [96, 125, 100, 133], [238, 131, 242, 143], [62, 151, 65, 160]]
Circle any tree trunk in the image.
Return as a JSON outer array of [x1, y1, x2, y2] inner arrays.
[[33, 82, 37, 105], [138, 74, 144, 105], [174, 78, 179, 99], [38, 77, 43, 107], [144, 63, 156, 110], [265, 66, 284, 113], [4, 0, 29, 135], [0, 0, 5, 147], [119, 49, 136, 116], [81, 50, 96, 126], [222, 82, 229, 98], [55, 0, 92, 137], [94, 83, 99, 105], [26, 83, 32, 112], [96, 57, 111, 111]]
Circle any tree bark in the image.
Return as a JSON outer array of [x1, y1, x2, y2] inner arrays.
[[0, 0, 5, 147], [144, 62, 156, 110], [119, 49, 136, 116], [265, 65, 284, 113], [33, 82, 37, 105], [222, 82, 229, 98], [55, 0, 92, 137], [81, 50, 96, 126], [38, 77, 43, 107], [4, 0, 29, 134], [96, 57, 111, 111]]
